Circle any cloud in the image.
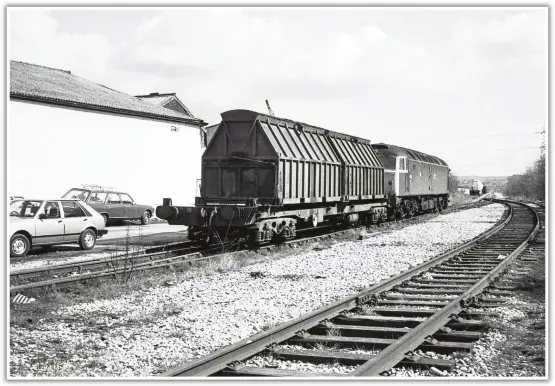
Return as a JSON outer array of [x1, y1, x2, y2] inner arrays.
[[8, 8, 114, 80], [7, 7, 547, 176], [451, 11, 546, 61], [120, 9, 432, 99]]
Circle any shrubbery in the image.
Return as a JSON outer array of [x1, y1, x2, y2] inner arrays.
[[449, 172, 460, 193], [504, 155, 545, 201]]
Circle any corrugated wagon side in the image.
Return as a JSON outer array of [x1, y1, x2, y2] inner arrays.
[[326, 133, 384, 200], [258, 116, 342, 205]]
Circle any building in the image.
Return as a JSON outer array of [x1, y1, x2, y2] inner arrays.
[[456, 185, 471, 195], [9, 60, 208, 207], [135, 92, 195, 117]]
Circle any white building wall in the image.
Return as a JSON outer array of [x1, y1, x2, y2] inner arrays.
[[9, 101, 204, 207]]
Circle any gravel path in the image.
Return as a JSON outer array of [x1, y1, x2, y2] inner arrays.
[[10, 251, 118, 272], [10, 204, 505, 377]]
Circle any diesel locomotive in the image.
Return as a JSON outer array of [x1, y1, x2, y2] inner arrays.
[[156, 109, 450, 245]]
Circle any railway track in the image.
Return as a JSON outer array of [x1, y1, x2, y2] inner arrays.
[[10, 201, 488, 294], [161, 199, 540, 377]]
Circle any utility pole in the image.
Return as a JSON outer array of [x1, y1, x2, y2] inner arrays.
[[541, 126, 546, 156], [537, 126, 546, 156], [265, 100, 275, 116]]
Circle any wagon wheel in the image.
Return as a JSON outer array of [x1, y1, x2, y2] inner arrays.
[[281, 226, 294, 240]]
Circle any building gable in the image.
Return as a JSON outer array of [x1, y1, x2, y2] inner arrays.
[[135, 92, 195, 118]]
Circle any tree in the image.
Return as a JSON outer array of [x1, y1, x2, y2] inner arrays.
[[504, 154, 545, 201], [448, 172, 460, 193]]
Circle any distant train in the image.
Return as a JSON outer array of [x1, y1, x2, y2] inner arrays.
[[470, 179, 485, 196], [156, 110, 450, 245]]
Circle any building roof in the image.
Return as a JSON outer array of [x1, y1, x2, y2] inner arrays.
[[10, 61, 206, 127], [135, 92, 195, 117], [135, 93, 176, 105]]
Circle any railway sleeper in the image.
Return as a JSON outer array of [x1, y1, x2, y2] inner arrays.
[[290, 335, 474, 353], [336, 315, 487, 331], [412, 279, 477, 285], [459, 256, 515, 262], [403, 282, 472, 289], [424, 274, 483, 280], [485, 290, 514, 297], [443, 259, 498, 265], [219, 365, 337, 377], [492, 285, 518, 291], [369, 307, 499, 318], [442, 263, 498, 268], [382, 294, 458, 302], [468, 245, 521, 250], [463, 250, 517, 254], [392, 288, 465, 295], [311, 324, 481, 342], [268, 347, 455, 371], [377, 300, 450, 307], [477, 297, 510, 304], [431, 269, 492, 274], [458, 255, 511, 260]]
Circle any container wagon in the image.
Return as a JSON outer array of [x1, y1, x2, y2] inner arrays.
[[157, 109, 388, 245]]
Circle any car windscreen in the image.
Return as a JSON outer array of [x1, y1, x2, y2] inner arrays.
[[9, 200, 43, 217], [62, 189, 91, 201]]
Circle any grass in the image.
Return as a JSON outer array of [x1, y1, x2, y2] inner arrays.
[[448, 252, 545, 377], [514, 258, 545, 293]]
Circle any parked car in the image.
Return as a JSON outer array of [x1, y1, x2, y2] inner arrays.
[[62, 186, 154, 225], [9, 199, 108, 257], [10, 196, 24, 203]]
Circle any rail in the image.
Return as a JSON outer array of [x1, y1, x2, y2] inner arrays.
[[161, 200, 539, 377]]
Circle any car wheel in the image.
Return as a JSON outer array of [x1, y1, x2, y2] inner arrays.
[[101, 214, 109, 226], [141, 211, 151, 225], [79, 229, 97, 250], [10, 234, 30, 257]]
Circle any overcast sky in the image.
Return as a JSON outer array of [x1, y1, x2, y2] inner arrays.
[[8, 7, 547, 177]]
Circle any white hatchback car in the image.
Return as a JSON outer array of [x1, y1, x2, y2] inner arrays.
[[9, 199, 108, 257]]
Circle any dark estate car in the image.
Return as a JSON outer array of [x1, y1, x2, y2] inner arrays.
[[62, 186, 154, 225]]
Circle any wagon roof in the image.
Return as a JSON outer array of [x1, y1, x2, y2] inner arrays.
[[220, 109, 383, 168], [371, 143, 449, 167]]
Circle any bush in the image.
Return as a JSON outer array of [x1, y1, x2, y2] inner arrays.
[[504, 155, 545, 201]]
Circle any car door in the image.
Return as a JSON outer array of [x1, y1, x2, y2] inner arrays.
[[61, 201, 92, 242], [105, 193, 124, 219], [120, 193, 139, 219], [34, 201, 65, 245], [87, 191, 108, 214]]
